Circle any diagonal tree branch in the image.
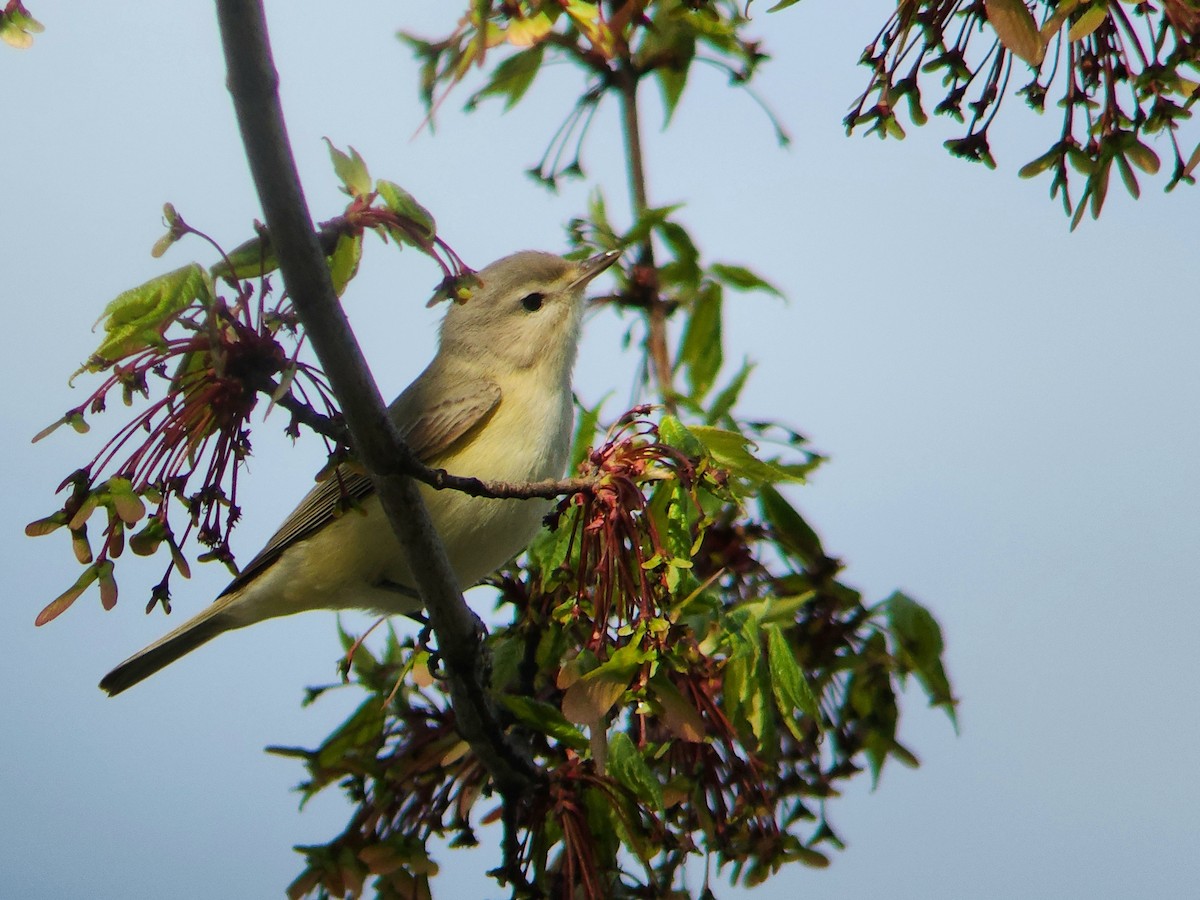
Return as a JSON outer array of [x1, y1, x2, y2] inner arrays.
[[213, 0, 538, 798]]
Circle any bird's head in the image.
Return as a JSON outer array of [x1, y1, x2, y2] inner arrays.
[[438, 249, 619, 377]]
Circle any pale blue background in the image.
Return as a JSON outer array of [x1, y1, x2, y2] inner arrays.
[[2, 3, 1197, 898]]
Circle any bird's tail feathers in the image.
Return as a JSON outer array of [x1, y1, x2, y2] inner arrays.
[[99, 603, 238, 696]]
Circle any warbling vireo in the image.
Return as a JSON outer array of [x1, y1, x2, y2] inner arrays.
[[99, 248, 619, 695]]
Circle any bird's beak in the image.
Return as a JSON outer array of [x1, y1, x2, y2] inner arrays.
[[569, 249, 621, 289]]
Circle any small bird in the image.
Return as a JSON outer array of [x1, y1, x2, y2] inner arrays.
[[99, 249, 619, 696]]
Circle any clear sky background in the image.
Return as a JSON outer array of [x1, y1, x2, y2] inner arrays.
[[3, 3, 1198, 899]]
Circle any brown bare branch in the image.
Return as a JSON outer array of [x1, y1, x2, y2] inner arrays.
[[616, 61, 676, 410]]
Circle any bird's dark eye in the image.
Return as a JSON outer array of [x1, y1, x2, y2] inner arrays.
[[520, 292, 544, 312]]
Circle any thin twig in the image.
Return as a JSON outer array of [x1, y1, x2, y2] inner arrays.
[[616, 61, 675, 409]]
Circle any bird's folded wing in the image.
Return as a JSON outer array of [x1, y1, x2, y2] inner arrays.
[[218, 378, 502, 597]]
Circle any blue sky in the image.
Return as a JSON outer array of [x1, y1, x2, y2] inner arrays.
[[2, 3, 1198, 898]]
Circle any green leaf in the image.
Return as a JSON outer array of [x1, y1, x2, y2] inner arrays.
[[707, 360, 754, 424], [689, 425, 804, 486], [570, 398, 603, 471], [622, 204, 684, 247], [722, 649, 753, 739], [607, 731, 664, 812], [376, 180, 437, 244], [587, 188, 613, 239], [473, 45, 545, 110], [211, 234, 279, 280], [765, 624, 820, 740], [328, 233, 363, 297], [658, 414, 706, 459], [604, 635, 654, 674], [885, 591, 943, 666], [746, 652, 775, 746], [890, 739, 921, 769], [528, 507, 577, 582], [656, 220, 701, 290], [744, 592, 817, 629], [719, 611, 774, 747], [656, 64, 690, 125], [500, 695, 588, 751], [89, 264, 211, 365], [767, 0, 805, 10], [325, 139, 372, 197], [709, 262, 783, 297], [487, 632, 523, 693], [884, 591, 957, 726], [759, 484, 825, 568], [643, 8, 696, 125], [578, 784, 623, 878], [677, 282, 723, 399], [315, 698, 386, 768]]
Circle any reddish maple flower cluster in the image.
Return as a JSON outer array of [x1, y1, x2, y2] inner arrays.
[[28, 266, 336, 624]]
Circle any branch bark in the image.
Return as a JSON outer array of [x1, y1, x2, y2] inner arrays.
[[617, 61, 676, 409], [214, 0, 538, 797]]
